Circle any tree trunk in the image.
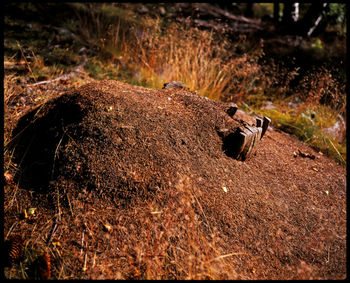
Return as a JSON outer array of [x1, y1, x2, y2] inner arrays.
[[273, 3, 280, 23], [282, 2, 299, 25], [290, 3, 329, 36], [280, 2, 328, 36], [245, 3, 254, 18], [303, 3, 328, 36], [292, 3, 299, 22]]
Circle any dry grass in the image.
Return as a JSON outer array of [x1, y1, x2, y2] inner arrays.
[[298, 67, 346, 113], [102, 177, 242, 280], [3, 175, 244, 279], [247, 63, 346, 165], [73, 7, 262, 101], [125, 20, 262, 101]]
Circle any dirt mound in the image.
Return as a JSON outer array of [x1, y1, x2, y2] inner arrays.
[[6, 80, 346, 279], [10, 80, 246, 202]]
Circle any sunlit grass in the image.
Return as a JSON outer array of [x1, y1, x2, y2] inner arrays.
[[250, 100, 346, 165], [124, 20, 262, 101]]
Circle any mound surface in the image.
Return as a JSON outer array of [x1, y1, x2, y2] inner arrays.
[[11, 80, 247, 201], [6, 80, 346, 279]]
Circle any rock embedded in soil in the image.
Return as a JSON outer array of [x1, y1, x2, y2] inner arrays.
[[162, 81, 190, 91]]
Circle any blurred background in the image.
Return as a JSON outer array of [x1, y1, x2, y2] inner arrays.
[[4, 2, 347, 164]]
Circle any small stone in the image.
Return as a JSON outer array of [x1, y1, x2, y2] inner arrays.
[[162, 81, 189, 90], [264, 101, 276, 110]]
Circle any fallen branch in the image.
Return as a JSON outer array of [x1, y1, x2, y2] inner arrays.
[[177, 3, 262, 31], [46, 214, 60, 244], [193, 18, 261, 34], [193, 19, 227, 31], [199, 3, 261, 26]]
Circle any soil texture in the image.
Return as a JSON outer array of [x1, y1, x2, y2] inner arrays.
[[4, 80, 346, 279]]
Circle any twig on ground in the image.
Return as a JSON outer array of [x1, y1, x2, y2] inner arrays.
[[210, 252, 245, 262], [82, 252, 88, 272], [46, 214, 60, 244], [327, 138, 345, 164]]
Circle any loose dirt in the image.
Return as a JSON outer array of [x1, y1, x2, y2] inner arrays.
[[4, 80, 346, 279]]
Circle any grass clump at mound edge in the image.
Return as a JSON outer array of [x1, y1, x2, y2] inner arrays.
[[247, 99, 346, 165]]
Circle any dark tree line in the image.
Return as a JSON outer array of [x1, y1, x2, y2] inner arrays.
[[227, 2, 344, 37], [278, 2, 329, 36]]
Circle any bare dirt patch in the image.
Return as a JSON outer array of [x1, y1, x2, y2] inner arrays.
[[4, 80, 346, 279]]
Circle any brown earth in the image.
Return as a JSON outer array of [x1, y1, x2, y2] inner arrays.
[[4, 80, 346, 279]]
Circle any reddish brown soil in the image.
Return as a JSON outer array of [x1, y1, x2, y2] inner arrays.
[[4, 80, 346, 279]]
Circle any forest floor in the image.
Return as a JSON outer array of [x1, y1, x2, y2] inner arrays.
[[3, 3, 347, 280]]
